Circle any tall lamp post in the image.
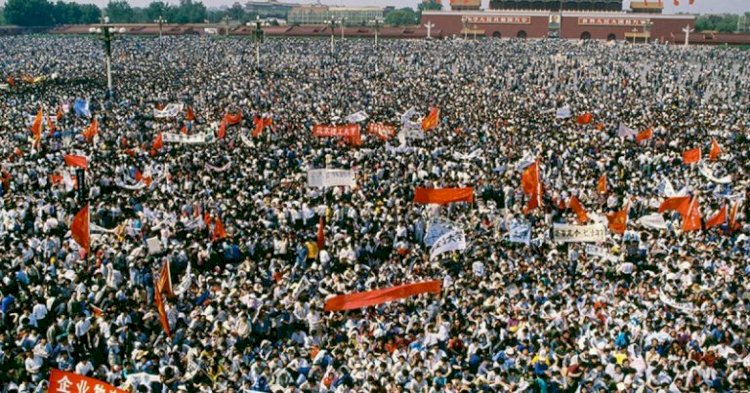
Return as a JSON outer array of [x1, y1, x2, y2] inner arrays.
[[424, 21, 434, 39], [154, 15, 167, 42], [89, 17, 125, 98], [340, 17, 346, 40], [369, 17, 382, 49], [222, 15, 232, 36], [249, 15, 264, 67], [461, 16, 468, 40], [643, 20, 653, 44], [325, 19, 338, 55], [682, 25, 694, 47], [631, 27, 638, 44]]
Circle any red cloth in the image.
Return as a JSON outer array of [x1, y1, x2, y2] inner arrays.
[[367, 123, 396, 141], [576, 113, 593, 125], [317, 215, 325, 249], [682, 148, 701, 164], [252, 116, 273, 137], [709, 138, 721, 161], [568, 196, 589, 224], [635, 128, 653, 144], [213, 217, 227, 241], [64, 154, 88, 170], [49, 369, 127, 393], [30, 108, 43, 141], [154, 284, 171, 337], [324, 280, 442, 312], [224, 112, 243, 125], [413, 187, 474, 205], [597, 174, 607, 194], [682, 197, 702, 232], [521, 161, 543, 213], [217, 120, 227, 139], [185, 106, 195, 121], [156, 261, 174, 297], [659, 196, 691, 215], [606, 204, 629, 235], [421, 107, 440, 131], [82, 118, 98, 142], [705, 205, 727, 229], [71, 204, 90, 254], [152, 133, 164, 151]]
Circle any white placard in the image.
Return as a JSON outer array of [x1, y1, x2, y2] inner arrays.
[[306, 169, 355, 188], [552, 223, 606, 243]]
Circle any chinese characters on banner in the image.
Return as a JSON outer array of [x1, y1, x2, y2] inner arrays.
[[49, 369, 128, 393], [464, 16, 531, 25], [312, 124, 361, 146], [552, 223, 607, 243], [366, 123, 396, 141], [578, 17, 649, 26]]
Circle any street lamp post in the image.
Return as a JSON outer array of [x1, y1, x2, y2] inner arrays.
[[89, 17, 124, 98], [222, 15, 232, 37], [325, 19, 338, 55], [252, 16, 263, 67], [461, 16, 468, 40], [631, 27, 638, 44], [644, 20, 653, 44], [369, 17, 382, 49], [682, 25, 694, 47], [154, 15, 167, 42], [424, 21, 434, 39], [340, 17, 345, 40], [473, 24, 478, 40]]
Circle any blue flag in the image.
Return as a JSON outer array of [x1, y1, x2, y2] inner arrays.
[[74, 98, 91, 118]]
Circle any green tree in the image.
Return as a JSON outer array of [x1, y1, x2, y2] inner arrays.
[[227, 2, 246, 23], [418, 0, 442, 12], [385, 8, 417, 26], [4, 0, 55, 26], [173, 0, 207, 24], [0, 8, 6, 25], [145, 1, 173, 22], [106, 0, 135, 23], [79, 4, 102, 24], [53, 1, 81, 24], [695, 13, 744, 33]]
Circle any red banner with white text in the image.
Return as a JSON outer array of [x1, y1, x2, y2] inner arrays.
[[49, 369, 128, 393], [313, 124, 361, 146]]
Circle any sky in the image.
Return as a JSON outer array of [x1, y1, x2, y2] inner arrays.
[[1, 0, 748, 15]]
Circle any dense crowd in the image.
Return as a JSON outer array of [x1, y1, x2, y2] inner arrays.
[[0, 35, 749, 393]]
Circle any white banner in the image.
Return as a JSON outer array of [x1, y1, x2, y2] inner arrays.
[[307, 169, 355, 188], [345, 110, 368, 123], [552, 223, 607, 243], [424, 219, 460, 247], [556, 105, 571, 119], [153, 103, 184, 118], [162, 132, 211, 144], [699, 165, 732, 184], [400, 107, 417, 125], [509, 222, 531, 245], [618, 123, 637, 139], [658, 290, 696, 314], [453, 149, 482, 161], [585, 245, 618, 262], [515, 154, 535, 172], [637, 213, 668, 230], [206, 160, 232, 173], [0, 83, 9, 91], [146, 236, 163, 255], [430, 230, 467, 261]]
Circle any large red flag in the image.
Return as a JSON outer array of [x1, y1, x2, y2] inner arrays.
[[47, 115, 56, 137], [213, 217, 227, 241], [658, 196, 691, 215], [224, 112, 243, 126], [606, 202, 629, 235], [152, 133, 164, 151], [30, 108, 43, 145], [421, 107, 440, 131], [49, 369, 127, 393], [217, 120, 227, 139], [521, 161, 543, 212], [576, 113, 593, 125], [413, 187, 474, 205], [82, 118, 98, 142], [154, 284, 171, 337], [705, 205, 727, 230], [682, 148, 701, 164], [709, 138, 721, 161], [64, 154, 88, 170], [185, 106, 195, 121], [252, 116, 273, 137], [635, 128, 653, 144], [597, 174, 608, 195], [568, 196, 589, 224], [317, 215, 325, 249], [324, 280, 442, 312], [71, 204, 90, 254], [157, 260, 174, 298], [682, 196, 702, 232]]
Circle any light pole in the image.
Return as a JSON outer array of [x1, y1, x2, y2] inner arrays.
[[473, 24, 478, 40], [340, 17, 345, 40], [250, 15, 263, 67], [222, 15, 232, 37], [631, 27, 638, 44], [325, 19, 338, 55], [89, 17, 125, 99], [369, 17, 382, 49], [643, 20, 653, 44], [682, 25, 694, 47], [424, 21, 434, 39], [461, 16, 468, 40], [155, 15, 167, 42]]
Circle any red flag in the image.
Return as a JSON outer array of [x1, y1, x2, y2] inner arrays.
[[152, 133, 164, 151], [49, 369, 127, 393], [635, 128, 653, 144], [421, 107, 440, 131], [658, 196, 690, 215], [30, 108, 43, 141], [521, 161, 543, 213], [709, 138, 721, 161], [154, 284, 171, 337], [729, 202, 741, 231], [682, 148, 701, 164], [682, 196, 702, 231], [413, 187, 474, 205], [134, 169, 143, 182], [6, 76, 15, 87], [185, 106, 195, 121], [82, 118, 99, 142], [597, 174, 608, 195], [606, 202, 630, 235], [224, 112, 243, 126], [252, 116, 273, 137], [217, 120, 227, 139], [157, 260, 174, 298], [673, 0, 679, 5], [47, 115, 56, 137], [180, 124, 188, 135], [576, 113, 593, 125], [317, 215, 325, 249], [324, 280, 442, 312], [705, 205, 727, 230], [568, 196, 589, 224], [213, 217, 227, 241], [64, 154, 88, 170], [56, 106, 63, 121], [90, 304, 104, 317], [71, 204, 90, 254]]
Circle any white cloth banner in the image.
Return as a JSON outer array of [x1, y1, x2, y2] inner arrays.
[[162, 132, 211, 144], [515, 154, 535, 172], [552, 223, 607, 243], [585, 245, 618, 262], [556, 105, 572, 119], [0, 83, 9, 91], [146, 236, 163, 255], [175, 261, 192, 296], [429, 230, 467, 261], [206, 160, 232, 173], [453, 149, 482, 161], [637, 214, 668, 230], [345, 110, 368, 123], [400, 107, 417, 125], [424, 219, 460, 247], [618, 123, 637, 139], [153, 103, 184, 118], [699, 165, 732, 184], [658, 290, 696, 314], [307, 169, 356, 188], [509, 222, 531, 245]]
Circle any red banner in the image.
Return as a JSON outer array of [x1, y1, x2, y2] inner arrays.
[[49, 369, 128, 393], [366, 123, 396, 141], [313, 124, 361, 146], [324, 280, 442, 312], [413, 187, 474, 205]]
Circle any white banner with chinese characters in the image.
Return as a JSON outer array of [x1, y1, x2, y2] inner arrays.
[[552, 223, 607, 243], [307, 169, 356, 188], [430, 230, 467, 261]]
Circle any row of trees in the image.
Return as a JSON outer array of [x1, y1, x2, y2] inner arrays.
[[3, 0, 101, 26], [695, 13, 750, 33], [104, 0, 208, 24]]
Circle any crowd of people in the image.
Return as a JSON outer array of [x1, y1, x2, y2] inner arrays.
[[0, 35, 749, 393]]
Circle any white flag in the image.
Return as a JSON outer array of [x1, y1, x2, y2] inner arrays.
[[618, 123, 637, 139], [430, 230, 467, 261], [175, 261, 193, 296], [307, 169, 356, 188], [556, 105, 572, 119], [699, 165, 732, 184], [345, 111, 368, 123], [509, 222, 531, 245], [636, 214, 668, 230], [424, 219, 460, 247], [153, 103, 184, 118]]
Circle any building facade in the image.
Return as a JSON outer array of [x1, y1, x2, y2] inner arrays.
[[489, 0, 623, 11], [288, 5, 384, 26], [245, 1, 298, 19]]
